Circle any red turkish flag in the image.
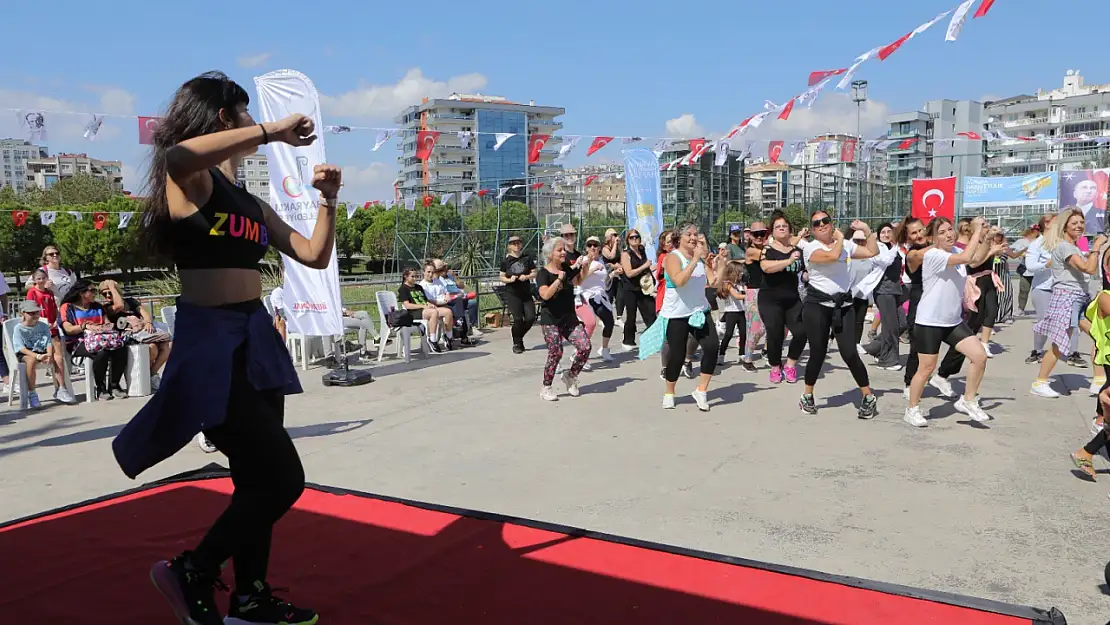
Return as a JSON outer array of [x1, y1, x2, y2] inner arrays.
[[586, 136, 613, 157], [12, 210, 27, 227], [530, 182, 544, 190], [778, 98, 796, 121], [138, 116, 161, 145], [363, 201, 372, 209], [840, 139, 857, 162], [584, 175, 598, 186], [958, 131, 982, 140], [912, 177, 957, 225], [477, 189, 489, 197], [528, 134, 550, 164], [422, 195, 433, 208], [973, 0, 995, 18], [768, 141, 784, 163], [688, 139, 706, 159], [415, 131, 440, 161], [878, 32, 913, 61], [898, 137, 919, 150], [93, 212, 108, 230], [808, 69, 847, 86]]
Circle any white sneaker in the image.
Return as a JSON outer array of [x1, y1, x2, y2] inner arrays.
[[27, 391, 41, 409], [1030, 381, 1061, 398], [621, 343, 637, 352], [598, 347, 613, 362], [580, 360, 592, 372], [561, 371, 581, 397], [53, 387, 76, 405], [1090, 379, 1106, 396], [954, 396, 990, 422], [903, 386, 910, 400], [903, 405, 928, 427], [540, 385, 559, 401], [469, 326, 483, 337], [929, 374, 955, 399], [614, 319, 624, 328], [881, 363, 903, 371], [150, 374, 161, 391], [691, 388, 710, 412], [1092, 418, 1105, 436], [981, 341, 994, 358], [195, 432, 218, 453], [856, 344, 867, 356], [661, 394, 675, 409]]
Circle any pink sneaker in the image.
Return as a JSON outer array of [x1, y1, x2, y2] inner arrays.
[[783, 365, 799, 384], [769, 366, 783, 384]]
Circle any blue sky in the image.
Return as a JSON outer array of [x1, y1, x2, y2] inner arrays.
[[1, 0, 1106, 202]]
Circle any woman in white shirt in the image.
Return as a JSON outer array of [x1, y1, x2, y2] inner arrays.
[[797, 212, 879, 418], [579, 236, 616, 361], [659, 224, 719, 411], [904, 217, 992, 427], [1023, 214, 1056, 364]]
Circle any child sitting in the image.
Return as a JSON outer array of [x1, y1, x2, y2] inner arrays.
[[12, 301, 67, 408]]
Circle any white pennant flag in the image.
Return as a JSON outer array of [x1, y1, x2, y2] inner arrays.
[[747, 112, 770, 129], [457, 131, 475, 150], [497, 186, 511, 200], [837, 47, 881, 90], [735, 141, 752, 161], [19, 110, 47, 141], [946, 0, 976, 42], [789, 141, 807, 165], [324, 125, 351, 134], [373, 130, 395, 151], [798, 78, 831, 109], [40, 211, 56, 226], [913, 10, 951, 38], [441, 193, 453, 206], [621, 136, 642, 144], [713, 139, 730, 167], [404, 197, 416, 211], [817, 141, 832, 162], [459, 191, 474, 206], [83, 115, 103, 141], [345, 203, 357, 218], [652, 138, 675, 157], [493, 133, 514, 151], [558, 136, 581, 158], [118, 211, 133, 229], [67, 211, 82, 221]]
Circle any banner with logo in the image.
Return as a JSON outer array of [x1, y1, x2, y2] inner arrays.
[[623, 148, 664, 260], [962, 173, 1058, 208], [1059, 169, 1109, 234], [254, 69, 343, 337]]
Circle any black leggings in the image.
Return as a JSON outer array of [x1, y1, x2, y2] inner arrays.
[[717, 311, 746, 357], [589, 299, 615, 339], [759, 290, 806, 367], [801, 301, 870, 388], [903, 286, 964, 386], [193, 345, 305, 592], [664, 315, 719, 383], [852, 298, 869, 346], [623, 288, 657, 345], [1094, 364, 1110, 417], [72, 343, 127, 393], [503, 288, 536, 347]]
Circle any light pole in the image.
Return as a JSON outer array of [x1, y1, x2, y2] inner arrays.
[[851, 80, 868, 219]]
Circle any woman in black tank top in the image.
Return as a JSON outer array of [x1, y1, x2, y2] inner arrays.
[[758, 212, 807, 382], [120, 71, 337, 625], [899, 216, 937, 391]]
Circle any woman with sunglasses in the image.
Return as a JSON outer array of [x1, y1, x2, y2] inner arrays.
[[797, 212, 880, 418], [739, 222, 768, 372], [580, 236, 617, 361], [620, 228, 657, 350], [757, 212, 807, 383]]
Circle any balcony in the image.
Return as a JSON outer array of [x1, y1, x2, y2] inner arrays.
[[887, 130, 923, 140], [887, 161, 923, 171], [1004, 116, 1048, 128], [430, 113, 474, 121], [529, 118, 563, 129], [431, 158, 474, 168]]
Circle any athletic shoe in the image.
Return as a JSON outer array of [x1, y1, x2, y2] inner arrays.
[[769, 366, 783, 384], [783, 365, 798, 384], [512, 344, 525, 354], [540, 385, 559, 401], [1090, 379, 1106, 396], [598, 347, 613, 362], [857, 394, 878, 420], [27, 391, 40, 409], [929, 375, 954, 399], [691, 388, 710, 412], [112, 386, 128, 399], [53, 387, 76, 404], [799, 393, 817, 415], [740, 361, 757, 373], [1068, 352, 1088, 368], [954, 396, 990, 422], [196, 432, 218, 454], [149, 553, 227, 625], [661, 394, 675, 409], [1030, 381, 1061, 398], [682, 361, 695, 379], [226, 581, 318, 625], [561, 371, 581, 397], [621, 343, 637, 352], [903, 405, 928, 428], [151, 374, 162, 391], [1024, 350, 1041, 364]]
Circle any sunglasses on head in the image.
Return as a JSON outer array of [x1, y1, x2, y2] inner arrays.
[[811, 216, 832, 228], [750, 230, 768, 238]]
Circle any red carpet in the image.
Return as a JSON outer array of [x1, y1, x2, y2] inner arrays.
[[0, 468, 1065, 624]]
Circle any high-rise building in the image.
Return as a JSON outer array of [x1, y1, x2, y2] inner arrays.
[[0, 139, 48, 193], [885, 99, 985, 197], [659, 141, 742, 220], [25, 153, 124, 192], [236, 151, 271, 203], [394, 93, 564, 202], [552, 165, 625, 216], [742, 163, 790, 212], [984, 70, 1110, 176]]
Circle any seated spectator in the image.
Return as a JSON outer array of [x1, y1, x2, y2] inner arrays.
[[342, 308, 378, 354], [433, 259, 481, 337], [420, 260, 471, 345], [11, 301, 70, 408], [100, 280, 172, 390], [24, 269, 74, 404], [398, 268, 452, 353], [59, 279, 128, 400]]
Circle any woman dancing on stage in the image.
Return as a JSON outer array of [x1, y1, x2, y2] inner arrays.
[[113, 72, 334, 625], [536, 236, 592, 400], [904, 217, 992, 427], [758, 211, 807, 384]]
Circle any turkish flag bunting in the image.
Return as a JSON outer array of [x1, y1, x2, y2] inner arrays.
[[808, 69, 847, 86], [957, 131, 982, 140], [586, 137, 613, 157], [973, 0, 995, 18], [688, 139, 706, 160], [12, 210, 27, 227], [528, 134, 550, 164], [912, 177, 957, 225], [584, 175, 598, 186], [768, 141, 784, 164], [477, 189, 489, 197], [415, 131, 440, 161], [898, 137, 919, 150], [93, 212, 108, 230], [778, 98, 796, 121], [138, 117, 161, 145], [530, 182, 544, 190], [878, 32, 913, 61], [840, 139, 857, 162]]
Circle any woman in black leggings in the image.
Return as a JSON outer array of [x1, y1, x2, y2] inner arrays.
[[500, 235, 538, 353], [114, 71, 333, 625], [621, 228, 657, 349], [797, 212, 880, 418], [758, 211, 807, 385]]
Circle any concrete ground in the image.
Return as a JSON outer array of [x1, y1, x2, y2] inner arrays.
[[1, 316, 1108, 624]]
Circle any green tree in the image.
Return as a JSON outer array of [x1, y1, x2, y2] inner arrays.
[[23, 173, 119, 207], [361, 206, 399, 261], [48, 198, 133, 275], [335, 205, 376, 272], [0, 201, 54, 290]]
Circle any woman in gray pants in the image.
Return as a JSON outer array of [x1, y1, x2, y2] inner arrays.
[[864, 223, 906, 369]]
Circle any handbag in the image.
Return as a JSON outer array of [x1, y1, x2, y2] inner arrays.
[[386, 307, 414, 328], [81, 328, 126, 354]]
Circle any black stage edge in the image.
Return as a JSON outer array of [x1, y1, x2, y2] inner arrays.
[[0, 464, 1067, 625]]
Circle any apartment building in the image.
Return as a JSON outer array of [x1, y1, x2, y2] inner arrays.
[[235, 151, 271, 203], [0, 139, 48, 193], [552, 165, 625, 216], [658, 140, 742, 219], [743, 163, 791, 212], [394, 93, 564, 202], [885, 99, 985, 196], [24, 152, 124, 192]]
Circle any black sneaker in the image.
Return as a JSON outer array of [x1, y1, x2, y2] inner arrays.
[[227, 581, 318, 625], [740, 361, 757, 373], [857, 394, 878, 419], [1024, 350, 1041, 364], [799, 393, 818, 415], [149, 552, 228, 625], [1068, 352, 1088, 368], [512, 343, 525, 354]]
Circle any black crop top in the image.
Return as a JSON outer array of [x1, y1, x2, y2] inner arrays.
[[171, 168, 270, 270], [761, 245, 803, 294], [744, 250, 764, 289]]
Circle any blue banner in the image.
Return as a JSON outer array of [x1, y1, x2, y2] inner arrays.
[[962, 173, 1058, 208], [623, 148, 664, 259]]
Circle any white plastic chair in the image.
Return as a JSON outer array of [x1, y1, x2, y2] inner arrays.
[[160, 305, 176, 335], [123, 343, 151, 397], [59, 339, 96, 404], [264, 294, 307, 370], [3, 318, 33, 409], [375, 290, 428, 363]]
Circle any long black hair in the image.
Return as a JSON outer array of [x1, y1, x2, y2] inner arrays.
[[138, 71, 251, 258], [61, 279, 94, 307]]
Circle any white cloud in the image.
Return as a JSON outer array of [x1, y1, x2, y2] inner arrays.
[[664, 113, 705, 139], [237, 52, 272, 68], [0, 86, 137, 142], [321, 68, 488, 120], [341, 162, 396, 203]]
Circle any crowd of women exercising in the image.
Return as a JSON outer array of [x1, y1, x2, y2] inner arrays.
[[501, 206, 1110, 432]]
